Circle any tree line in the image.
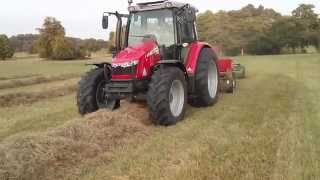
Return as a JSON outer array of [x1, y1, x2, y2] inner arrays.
[[0, 17, 112, 60], [197, 4, 320, 56], [1, 4, 319, 60]]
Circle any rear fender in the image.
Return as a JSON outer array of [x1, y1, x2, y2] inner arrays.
[[185, 41, 218, 76]]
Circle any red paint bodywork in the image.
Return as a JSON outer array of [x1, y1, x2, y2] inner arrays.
[[184, 41, 213, 75], [110, 40, 219, 80], [217, 58, 233, 74], [111, 40, 160, 80]]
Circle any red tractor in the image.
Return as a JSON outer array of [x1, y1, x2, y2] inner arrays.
[[77, 0, 220, 125]]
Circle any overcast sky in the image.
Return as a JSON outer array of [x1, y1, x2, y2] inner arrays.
[[0, 0, 319, 40]]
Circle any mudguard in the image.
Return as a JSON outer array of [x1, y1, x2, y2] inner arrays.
[[185, 41, 218, 76]]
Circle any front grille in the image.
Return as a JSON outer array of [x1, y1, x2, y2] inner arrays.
[[106, 80, 133, 93], [112, 65, 137, 75], [233, 64, 242, 71]]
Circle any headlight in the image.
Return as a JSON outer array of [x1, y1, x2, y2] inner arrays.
[[165, 2, 172, 8], [128, 6, 136, 12]]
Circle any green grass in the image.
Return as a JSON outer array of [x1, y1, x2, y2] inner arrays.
[[0, 58, 88, 77], [0, 52, 111, 78], [0, 55, 88, 140], [0, 53, 319, 180], [0, 95, 79, 140]]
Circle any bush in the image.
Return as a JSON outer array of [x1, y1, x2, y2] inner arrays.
[[51, 37, 86, 60], [9, 34, 39, 53], [28, 41, 39, 54], [246, 35, 281, 55], [225, 47, 242, 56], [0, 34, 15, 60]]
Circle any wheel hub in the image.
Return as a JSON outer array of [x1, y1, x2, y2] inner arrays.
[[96, 80, 117, 109], [208, 62, 218, 98], [169, 80, 184, 117]]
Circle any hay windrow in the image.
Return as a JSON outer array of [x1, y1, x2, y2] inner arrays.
[[0, 102, 153, 180], [0, 84, 77, 108], [0, 74, 41, 81], [0, 73, 80, 90]]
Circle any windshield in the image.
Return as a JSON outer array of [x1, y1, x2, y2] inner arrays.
[[128, 9, 175, 47]]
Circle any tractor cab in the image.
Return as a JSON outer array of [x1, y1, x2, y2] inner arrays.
[[126, 1, 198, 61]]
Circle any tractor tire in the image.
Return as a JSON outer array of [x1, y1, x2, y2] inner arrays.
[[190, 48, 219, 107], [226, 75, 236, 94], [234, 65, 246, 79], [77, 68, 120, 115], [239, 66, 246, 78], [147, 67, 187, 126]]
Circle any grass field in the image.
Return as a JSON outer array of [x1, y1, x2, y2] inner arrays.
[[0, 53, 319, 180]]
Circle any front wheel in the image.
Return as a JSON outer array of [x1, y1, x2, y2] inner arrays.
[[147, 67, 187, 126], [77, 68, 120, 115]]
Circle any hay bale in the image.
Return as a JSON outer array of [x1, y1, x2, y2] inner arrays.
[[0, 102, 153, 180]]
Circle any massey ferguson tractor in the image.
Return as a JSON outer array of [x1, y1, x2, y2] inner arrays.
[[77, 0, 221, 125]]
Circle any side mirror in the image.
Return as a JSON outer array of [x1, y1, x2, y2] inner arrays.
[[102, 15, 109, 29]]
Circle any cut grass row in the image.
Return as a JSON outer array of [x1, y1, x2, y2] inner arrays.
[[0, 78, 80, 139], [0, 73, 81, 90], [0, 95, 79, 140], [0, 55, 88, 140], [0, 74, 40, 81], [0, 78, 79, 95], [0, 101, 153, 180], [0, 80, 78, 108]]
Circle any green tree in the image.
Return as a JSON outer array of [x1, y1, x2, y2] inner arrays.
[[197, 5, 281, 55], [246, 35, 281, 55], [270, 17, 305, 53], [0, 34, 14, 60], [9, 34, 39, 52], [28, 40, 39, 54], [51, 36, 76, 60], [36, 17, 87, 60], [107, 31, 116, 53], [292, 4, 320, 50], [37, 17, 65, 58]]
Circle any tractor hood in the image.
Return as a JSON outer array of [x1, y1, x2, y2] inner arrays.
[[112, 40, 157, 64]]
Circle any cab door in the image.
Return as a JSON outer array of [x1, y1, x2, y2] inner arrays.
[[176, 8, 197, 63]]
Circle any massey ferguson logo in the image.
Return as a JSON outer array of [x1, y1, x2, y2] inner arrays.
[[112, 60, 139, 68]]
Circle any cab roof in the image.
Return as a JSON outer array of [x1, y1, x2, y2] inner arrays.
[[128, 0, 198, 13]]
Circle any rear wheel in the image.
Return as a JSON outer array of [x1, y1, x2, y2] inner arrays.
[[77, 68, 120, 115], [147, 67, 187, 125], [239, 66, 246, 78], [190, 48, 219, 107], [226, 74, 236, 94]]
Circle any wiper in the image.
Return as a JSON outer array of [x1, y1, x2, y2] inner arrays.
[[129, 35, 150, 38]]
